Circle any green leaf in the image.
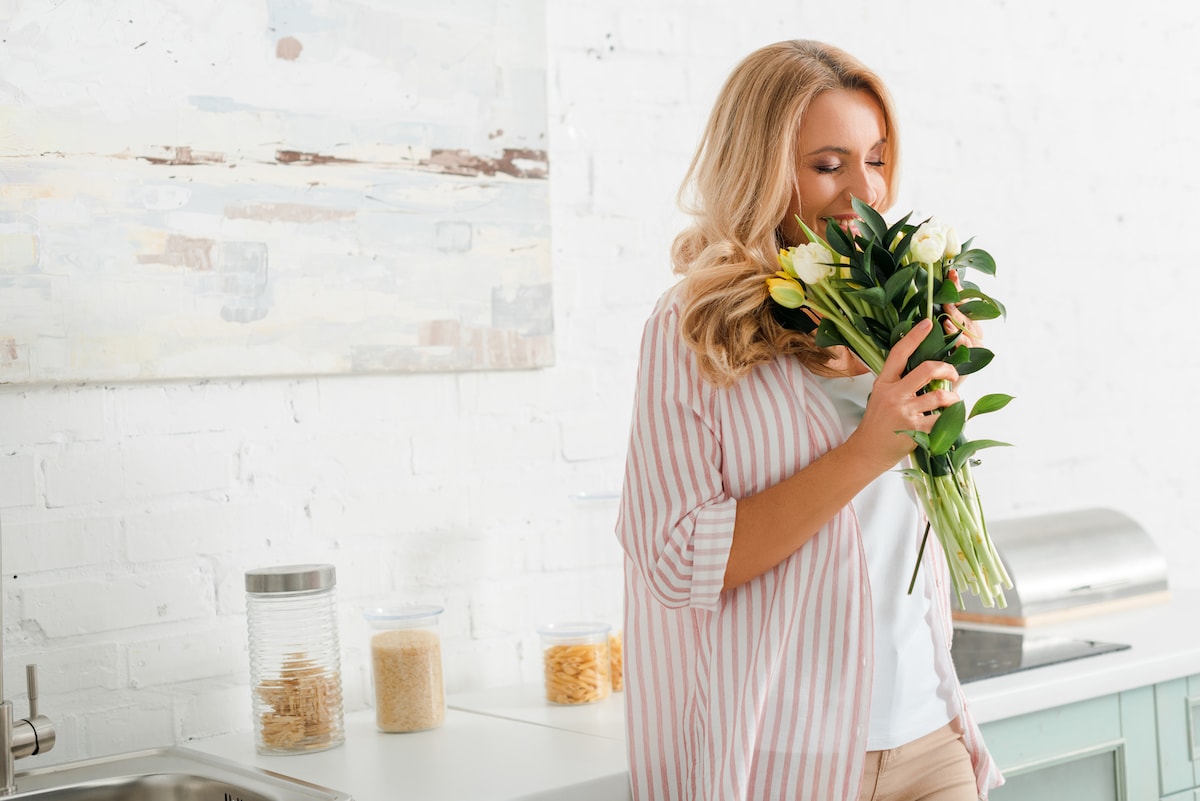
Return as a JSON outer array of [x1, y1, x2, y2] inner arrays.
[[932, 280, 962, 304], [969, 393, 1015, 418], [946, 345, 972, 366], [884, 266, 916, 306], [851, 197, 888, 241], [825, 218, 856, 258], [889, 319, 916, 348], [958, 286, 1007, 318], [953, 248, 996, 276], [891, 226, 915, 263], [884, 211, 913, 249], [847, 286, 887, 309], [954, 347, 994, 376], [864, 316, 893, 350], [813, 318, 847, 348], [928, 401, 966, 455], [848, 265, 873, 286], [950, 439, 1012, 472], [868, 241, 896, 283], [957, 300, 1003, 320], [793, 215, 824, 246], [906, 324, 947, 371], [898, 429, 931, 451], [770, 304, 820, 334]]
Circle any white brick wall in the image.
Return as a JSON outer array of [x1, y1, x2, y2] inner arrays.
[[2, 0, 1200, 768]]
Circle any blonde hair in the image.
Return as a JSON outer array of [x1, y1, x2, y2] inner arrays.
[[672, 40, 901, 386]]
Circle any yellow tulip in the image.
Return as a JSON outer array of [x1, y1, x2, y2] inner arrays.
[[766, 277, 805, 309]]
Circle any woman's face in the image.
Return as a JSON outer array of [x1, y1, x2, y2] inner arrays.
[[781, 89, 888, 245]]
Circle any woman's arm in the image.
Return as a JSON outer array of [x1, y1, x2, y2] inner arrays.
[[723, 318, 960, 590]]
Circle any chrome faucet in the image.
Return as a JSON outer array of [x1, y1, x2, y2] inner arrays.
[[0, 520, 55, 795]]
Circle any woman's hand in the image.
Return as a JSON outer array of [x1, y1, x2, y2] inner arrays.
[[943, 268, 984, 350], [849, 318, 960, 470]]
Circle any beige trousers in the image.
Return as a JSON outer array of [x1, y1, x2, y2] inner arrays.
[[857, 723, 978, 801]]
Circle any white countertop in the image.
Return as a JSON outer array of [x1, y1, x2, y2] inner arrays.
[[958, 586, 1200, 722], [187, 587, 1200, 801], [188, 707, 630, 801]]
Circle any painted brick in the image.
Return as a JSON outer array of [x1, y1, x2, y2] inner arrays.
[[41, 444, 124, 508], [4, 642, 121, 694], [122, 434, 234, 499], [0, 388, 108, 445], [0, 450, 36, 508], [2, 512, 119, 573], [21, 567, 215, 638], [83, 695, 176, 757], [110, 380, 295, 436], [179, 683, 251, 740], [123, 499, 299, 563], [126, 622, 242, 688]]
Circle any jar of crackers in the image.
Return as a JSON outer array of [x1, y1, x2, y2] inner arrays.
[[536, 622, 612, 705], [245, 564, 345, 754]]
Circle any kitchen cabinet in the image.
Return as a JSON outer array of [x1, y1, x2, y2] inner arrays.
[[980, 677, 1200, 801], [1155, 673, 1200, 799]]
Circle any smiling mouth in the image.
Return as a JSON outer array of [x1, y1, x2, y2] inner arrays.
[[826, 217, 862, 237]]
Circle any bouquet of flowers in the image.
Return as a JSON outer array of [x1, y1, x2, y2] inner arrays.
[[767, 198, 1013, 608]]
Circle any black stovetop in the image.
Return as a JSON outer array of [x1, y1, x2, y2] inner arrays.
[[951, 627, 1130, 683]]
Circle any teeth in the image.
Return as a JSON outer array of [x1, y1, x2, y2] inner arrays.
[[834, 219, 862, 237]]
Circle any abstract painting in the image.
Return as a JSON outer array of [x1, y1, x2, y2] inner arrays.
[[0, 0, 551, 383]]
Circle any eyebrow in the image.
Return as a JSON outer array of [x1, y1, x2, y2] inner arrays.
[[803, 139, 888, 157]]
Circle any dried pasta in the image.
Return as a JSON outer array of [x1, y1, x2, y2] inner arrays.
[[543, 641, 611, 704], [609, 630, 623, 692]]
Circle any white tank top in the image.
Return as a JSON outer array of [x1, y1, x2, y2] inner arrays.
[[815, 370, 952, 750]]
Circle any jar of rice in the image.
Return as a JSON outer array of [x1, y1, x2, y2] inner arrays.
[[364, 605, 446, 733]]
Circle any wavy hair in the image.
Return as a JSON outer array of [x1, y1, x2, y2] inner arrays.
[[672, 40, 901, 386]]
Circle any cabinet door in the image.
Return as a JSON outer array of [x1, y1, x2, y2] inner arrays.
[[981, 694, 1128, 801], [987, 745, 1123, 801], [1156, 674, 1200, 796]]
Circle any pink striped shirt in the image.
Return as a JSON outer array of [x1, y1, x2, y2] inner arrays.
[[616, 288, 1002, 800]]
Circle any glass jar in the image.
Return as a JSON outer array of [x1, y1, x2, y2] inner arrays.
[[364, 605, 445, 733], [537, 622, 612, 705], [245, 564, 344, 754]]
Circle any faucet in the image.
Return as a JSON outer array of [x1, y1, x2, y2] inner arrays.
[[0, 520, 55, 795]]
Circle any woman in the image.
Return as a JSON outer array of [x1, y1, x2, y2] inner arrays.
[[615, 40, 1003, 801]]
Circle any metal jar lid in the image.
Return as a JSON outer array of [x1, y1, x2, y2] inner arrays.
[[245, 564, 336, 594]]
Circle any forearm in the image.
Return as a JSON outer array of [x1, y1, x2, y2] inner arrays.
[[723, 430, 898, 591]]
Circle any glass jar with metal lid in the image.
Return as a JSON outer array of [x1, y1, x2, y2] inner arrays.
[[245, 564, 344, 754]]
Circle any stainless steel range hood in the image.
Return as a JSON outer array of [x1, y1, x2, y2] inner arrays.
[[952, 507, 1170, 626]]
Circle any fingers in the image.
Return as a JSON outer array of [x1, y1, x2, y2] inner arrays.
[[878, 318, 933, 382]]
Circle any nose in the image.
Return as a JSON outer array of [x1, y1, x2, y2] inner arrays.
[[845, 164, 881, 207]]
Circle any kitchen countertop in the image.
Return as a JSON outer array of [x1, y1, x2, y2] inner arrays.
[[187, 587, 1200, 801]]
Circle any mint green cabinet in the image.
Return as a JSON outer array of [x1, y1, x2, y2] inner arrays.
[[976, 675, 1200, 801], [1155, 674, 1200, 797], [977, 686, 1157, 800]]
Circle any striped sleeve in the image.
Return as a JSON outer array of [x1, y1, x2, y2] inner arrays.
[[616, 296, 736, 612]]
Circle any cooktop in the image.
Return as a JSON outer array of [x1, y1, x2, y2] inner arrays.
[[951, 627, 1130, 683]]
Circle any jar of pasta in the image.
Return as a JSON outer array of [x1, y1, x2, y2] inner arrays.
[[364, 605, 446, 733], [245, 564, 344, 755], [537, 622, 612, 705]]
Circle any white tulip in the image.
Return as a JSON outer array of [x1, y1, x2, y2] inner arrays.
[[789, 241, 836, 284], [910, 221, 948, 264]]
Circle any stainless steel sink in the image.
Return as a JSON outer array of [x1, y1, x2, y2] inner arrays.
[[9, 747, 351, 800]]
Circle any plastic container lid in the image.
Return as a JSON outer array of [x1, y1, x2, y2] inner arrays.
[[364, 604, 445, 627], [536, 621, 611, 642], [244, 564, 336, 594]]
